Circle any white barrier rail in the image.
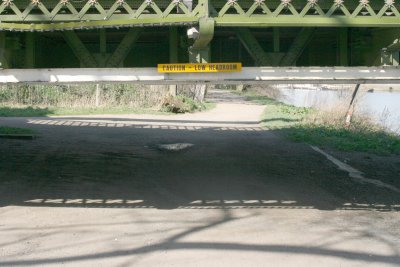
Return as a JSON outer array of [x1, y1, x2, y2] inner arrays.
[[1, 67, 400, 84]]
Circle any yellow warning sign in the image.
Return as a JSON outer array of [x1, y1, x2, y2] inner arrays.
[[157, 63, 242, 73]]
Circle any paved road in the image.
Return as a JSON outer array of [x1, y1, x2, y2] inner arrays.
[[0, 90, 399, 266]]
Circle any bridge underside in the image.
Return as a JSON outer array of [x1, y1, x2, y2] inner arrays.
[[0, 0, 400, 68]]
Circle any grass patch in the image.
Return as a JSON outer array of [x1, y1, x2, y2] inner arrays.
[[0, 99, 215, 117], [0, 105, 168, 117], [50, 106, 166, 116], [0, 106, 52, 117], [287, 124, 400, 155], [237, 92, 310, 129], [238, 90, 400, 155], [0, 126, 33, 135]]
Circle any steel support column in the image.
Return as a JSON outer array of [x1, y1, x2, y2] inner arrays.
[[25, 32, 35, 68], [382, 39, 400, 66], [187, 0, 214, 63], [338, 28, 348, 66], [0, 32, 8, 68], [169, 27, 178, 96], [169, 27, 179, 63], [188, 18, 214, 63], [99, 29, 107, 67], [273, 28, 280, 53]]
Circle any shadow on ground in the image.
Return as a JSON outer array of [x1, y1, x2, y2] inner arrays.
[[0, 116, 400, 266], [0, 117, 399, 212], [0, 106, 53, 117]]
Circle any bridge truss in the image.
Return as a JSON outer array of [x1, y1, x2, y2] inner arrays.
[[0, 0, 400, 68]]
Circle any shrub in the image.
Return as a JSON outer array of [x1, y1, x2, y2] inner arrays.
[[161, 95, 205, 113]]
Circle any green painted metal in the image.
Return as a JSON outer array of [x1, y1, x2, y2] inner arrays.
[[191, 18, 214, 50], [338, 28, 348, 66], [386, 39, 400, 51], [169, 27, 178, 63], [188, 0, 214, 63], [273, 28, 279, 53], [381, 39, 400, 65], [0, 0, 399, 68], [280, 28, 314, 66], [1, 0, 400, 31], [189, 47, 211, 63], [25, 32, 35, 68], [0, 32, 8, 68], [99, 29, 107, 67], [235, 27, 272, 66], [62, 31, 98, 67], [106, 28, 142, 67]]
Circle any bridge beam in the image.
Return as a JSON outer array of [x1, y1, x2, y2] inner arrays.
[[169, 27, 179, 63], [235, 28, 272, 66], [62, 31, 98, 68], [106, 29, 141, 67], [25, 32, 35, 68], [280, 28, 315, 66], [0, 32, 8, 68], [338, 28, 349, 66]]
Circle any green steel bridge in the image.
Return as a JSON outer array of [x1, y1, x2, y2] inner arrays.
[[0, 0, 400, 69]]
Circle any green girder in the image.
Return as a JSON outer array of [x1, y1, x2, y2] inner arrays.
[[280, 27, 314, 66], [106, 28, 141, 67], [62, 31, 98, 67], [1, 0, 400, 31]]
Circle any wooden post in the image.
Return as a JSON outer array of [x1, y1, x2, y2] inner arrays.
[[95, 84, 101, 107], [194, 84, 207, 102], [345, 83, 360, 127]]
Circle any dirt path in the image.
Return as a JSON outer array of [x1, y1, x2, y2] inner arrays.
[[0, 90, 399, 267]]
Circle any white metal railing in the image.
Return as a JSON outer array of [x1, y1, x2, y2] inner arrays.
[[1, 67, 400, 84]]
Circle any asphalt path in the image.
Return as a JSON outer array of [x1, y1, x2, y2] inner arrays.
[[0, 90, 399, 266]]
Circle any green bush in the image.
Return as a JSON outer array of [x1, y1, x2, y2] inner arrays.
[[161, 95, 206, 113]]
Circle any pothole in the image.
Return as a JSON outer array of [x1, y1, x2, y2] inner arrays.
[[155, 143, 194, 152]]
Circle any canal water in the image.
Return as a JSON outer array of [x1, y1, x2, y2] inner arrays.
[[276, 86, 400, 134]]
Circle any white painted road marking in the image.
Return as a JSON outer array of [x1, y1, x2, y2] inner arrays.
[[311, 145, 400, 193]]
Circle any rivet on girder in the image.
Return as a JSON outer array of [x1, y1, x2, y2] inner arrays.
[[308, 0, 318, 7], [116, 0, 125, 5], [280, 0, 291, 7], [60, 0, 69, 5], [254, 0, 265, 6], [333, 0, 344, 7], [31, 0, 40, 6], [172, 0, 182, 5], [2, 0, 13, 7], [385, 0, 395, 7], [145, 0, 152, 5], [227, 0, 237, 6], [88, 0, 97, 6], [359, 0, 369, 6]]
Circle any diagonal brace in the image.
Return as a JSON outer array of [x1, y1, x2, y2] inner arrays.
[[280, 28, 315, 66], [235, 28, 272, 66], [106, 28, 142, 67], [62, 31, 98, 67]]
